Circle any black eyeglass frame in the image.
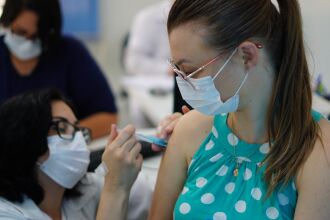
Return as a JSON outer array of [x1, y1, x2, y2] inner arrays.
[[49, 116, 92, 144]]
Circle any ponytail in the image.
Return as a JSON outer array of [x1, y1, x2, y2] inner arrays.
[[264, 0, 320, 195]]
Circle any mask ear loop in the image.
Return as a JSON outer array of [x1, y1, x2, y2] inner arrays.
[[212, 48, 238, 81], [232, 42, 263, 96], [234, 72, 249, 96]]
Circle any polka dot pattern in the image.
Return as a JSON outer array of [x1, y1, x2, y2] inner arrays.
[[277, 193, 289, 206], [209, 153, 223, 162], [235, 200, 247, 213], [212, 127, 219, 138], [243, 168, 252, 181], [227, 133, 239, 146], [188, 159, 195, 170], [182, 187, 189, 195], [213, 212, 227, 220], [196, 177, 207, 188], [236, 156, 252, 163], [259, 143, 270, 154], [173, 113, 298, 220], [251, 188, 262, 200], [225, 182, 235, 194], [216, 165, 228, 176], [292, 182, 297, 191], [266, 207, 279, 219], [201, 193, 215, 204], [205, 140, 215, 151], [179, 203, 191, 214]]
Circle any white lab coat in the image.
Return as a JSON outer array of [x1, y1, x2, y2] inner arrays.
[[0, 173, 152, 220], [125, 0, 172, 76]]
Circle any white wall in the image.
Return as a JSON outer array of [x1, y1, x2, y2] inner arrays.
[[300, 0, 330, 88], [83, 0, 157, 93], [84, 0, 330, 92]]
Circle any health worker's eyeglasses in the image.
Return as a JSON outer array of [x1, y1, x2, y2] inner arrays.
[[49, 117, 92, 144]]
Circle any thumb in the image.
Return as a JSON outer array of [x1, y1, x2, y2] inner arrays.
[[182, 105, 190, 114]]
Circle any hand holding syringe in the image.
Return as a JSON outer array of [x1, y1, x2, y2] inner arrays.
[[95, 125, 167, 176]]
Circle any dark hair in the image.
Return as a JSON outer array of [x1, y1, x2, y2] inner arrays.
[[168, 0, 319, 196], [0, 88, 80, 204], [0, 0, 62, 52]]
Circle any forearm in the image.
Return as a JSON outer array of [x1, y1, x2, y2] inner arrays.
[[80, 112, 118, 139], [96, 188, 130, 220]]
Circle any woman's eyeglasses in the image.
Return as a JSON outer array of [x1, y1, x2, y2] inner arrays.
[[168, 54, 221, 89], [49, 117, 92, 144], [168, 43, 263, 89]]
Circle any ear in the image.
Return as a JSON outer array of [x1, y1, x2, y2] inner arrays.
[[238, 41, 260, 71]]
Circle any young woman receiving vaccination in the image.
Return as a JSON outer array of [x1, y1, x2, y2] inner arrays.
[[149, 0, 330, 219]]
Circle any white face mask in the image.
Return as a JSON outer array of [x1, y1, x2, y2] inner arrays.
[[4, 29, 42, 61], [38, 131, 90, 189], [176, 49, 248, 115]]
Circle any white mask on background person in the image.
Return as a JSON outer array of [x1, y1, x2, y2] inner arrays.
[[176, 48, 249, 115], [4, 29, 42, 61], [38, 131, 90, 189]]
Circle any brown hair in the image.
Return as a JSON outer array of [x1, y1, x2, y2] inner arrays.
[[168, 0, 320, 195]]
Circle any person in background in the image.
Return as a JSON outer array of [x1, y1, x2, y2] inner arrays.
[[149, 0, 330, 219], [0, 88, 151, 220], [123, 0, 173, 128], [0, 0, 117, 139], [125, 0, 172, 77]]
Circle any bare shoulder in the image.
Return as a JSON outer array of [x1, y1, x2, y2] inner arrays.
[[317, 118, 330, 156], [149, 111, 214, 219], [297, 118, 330, 185], [303, 118, 330, 168], [168, 110, 214, 164], [294, 118, 330, 219]]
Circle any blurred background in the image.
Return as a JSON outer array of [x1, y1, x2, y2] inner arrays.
[[1, 0, 329, 128]]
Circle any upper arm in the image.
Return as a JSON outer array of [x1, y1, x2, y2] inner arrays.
[[149, 111, 212, 220], [295, 119, 330, 220], [148, 121, 189, 220]]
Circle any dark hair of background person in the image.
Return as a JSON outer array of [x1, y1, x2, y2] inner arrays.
[[0, 88, 81, 204], [173, 76, 191, 113], [0, 0, 62, 52], [168, 0, 320, 196]]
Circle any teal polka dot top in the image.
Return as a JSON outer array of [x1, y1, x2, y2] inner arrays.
[[173, 111, 323, 220]]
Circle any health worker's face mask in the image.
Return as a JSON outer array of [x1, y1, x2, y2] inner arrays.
[[38, 131, 90, 189], [176, 48, 248, 115], [4, 29, 42, 61]]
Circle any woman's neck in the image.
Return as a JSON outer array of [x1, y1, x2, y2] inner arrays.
[[38, 171, 65, 220], [228, 107, 268, 144], [10, 54, 39, 77], [228, 70, 274, 144]]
